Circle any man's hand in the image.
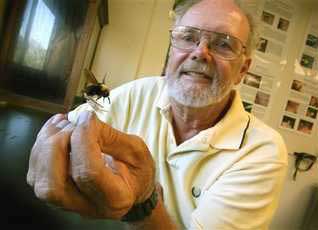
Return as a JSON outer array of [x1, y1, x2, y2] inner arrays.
[[26, 114, 97, 216], [70, 111, 155, 219], [27, 112, 155, 220]]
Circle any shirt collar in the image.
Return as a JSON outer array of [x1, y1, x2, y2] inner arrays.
[[155, 79, 250, 151], [201, 92, 250, 150], [155, 79, 170, 110]]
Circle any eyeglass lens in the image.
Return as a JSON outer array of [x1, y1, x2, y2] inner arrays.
[[171, 26, 244, 59]]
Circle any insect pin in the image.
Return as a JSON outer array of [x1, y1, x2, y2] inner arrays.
[[83, 68, 110, 111]]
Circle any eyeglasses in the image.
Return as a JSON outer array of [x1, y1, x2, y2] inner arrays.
[[292, 152, 317, 181], [170, 26, 246, 60]]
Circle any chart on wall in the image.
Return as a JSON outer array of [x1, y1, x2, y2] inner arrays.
[[279, 12, 318, 136], [239, 0, 296, 120], [256, 0, 295, 60]]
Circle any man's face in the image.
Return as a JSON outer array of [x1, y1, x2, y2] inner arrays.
[[166, 0, 251, 108]]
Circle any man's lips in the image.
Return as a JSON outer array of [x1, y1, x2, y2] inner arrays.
[[181, 71, 211, 80]]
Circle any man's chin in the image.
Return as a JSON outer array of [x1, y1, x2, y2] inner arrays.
[[168, 90, 216, 108], [168, 86, 233, 108], [167, 75, 232, 108]]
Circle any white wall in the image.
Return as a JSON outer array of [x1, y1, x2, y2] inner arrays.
[[135, 0, 173, 78], [91, 0, 173, 89]]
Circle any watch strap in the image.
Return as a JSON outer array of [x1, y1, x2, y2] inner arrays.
[[121, 188, 158, 222]]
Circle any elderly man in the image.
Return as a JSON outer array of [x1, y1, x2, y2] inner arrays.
[[27, 0, 287, 229]]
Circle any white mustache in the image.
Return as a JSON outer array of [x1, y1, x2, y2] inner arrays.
[[179, 60, 214, 78]]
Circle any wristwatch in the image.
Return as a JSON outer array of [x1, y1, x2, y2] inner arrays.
[[121, 188, 158, 222]]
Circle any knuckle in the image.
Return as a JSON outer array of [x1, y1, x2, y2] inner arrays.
[[30, 141, 41, 154], [107, 210, 128, 220], [130, 135, 145, 151], [34, 182, 57, 202], [71, 167, 99, 187], [104, 200, 133, 220], [47, 135, 59, 145], [87, 111, 97, 120], [130, 135, 152, 160], [109, 198, 132, 212], [74, 121, 92, 135], [47, 133, 66, 145], [26, 171, 35, 187]]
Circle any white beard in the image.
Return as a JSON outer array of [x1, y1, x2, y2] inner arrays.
[[167, 72, 234, 108]]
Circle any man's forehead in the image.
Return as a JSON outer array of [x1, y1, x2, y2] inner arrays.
[[178, 0, 250, 42]]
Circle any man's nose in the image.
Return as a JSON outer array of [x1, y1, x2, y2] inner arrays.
[[189, 40, 212, 63]]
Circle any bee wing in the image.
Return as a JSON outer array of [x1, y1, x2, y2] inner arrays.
[[84, 68, 99, 84], [84, 94, 108, 112], [102, 72, 108, 84]]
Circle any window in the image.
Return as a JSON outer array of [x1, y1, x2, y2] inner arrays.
[[14, 0, 55, 70]]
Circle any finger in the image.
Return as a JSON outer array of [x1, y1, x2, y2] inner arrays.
[[99, 122, 149, 166], [70, 150, 135, 218], [42, 114, 66, 130], [97, 122, 155, 202], [70, 112, 136, 217], [61, 122, 75, 133], [72, 111, 141, 165], [70, 111, 102, 171], [32, 119, 96, 217], [70, 112, 103, 172], [27, 114, 69, 187], [72, 110, 95, 126], [55, 119, 70, 129], [55, 120, 75, 138], [37, 114, 66, 137], [27, 142, 40, 187], [48, 115, 73, 136], [33, 122, 73, 200], [54, 179, 99, 217], [78, 110, 92, 124], [95, 159, 136, 218], [72, 112, 155, 207], [70, 111, 133, 171]]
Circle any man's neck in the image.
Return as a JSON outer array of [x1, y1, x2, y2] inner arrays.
[[170, 92, 234, 145]]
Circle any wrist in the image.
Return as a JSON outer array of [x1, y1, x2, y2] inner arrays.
[[121, 186, 159, 222], [127, 194, 177, 230]]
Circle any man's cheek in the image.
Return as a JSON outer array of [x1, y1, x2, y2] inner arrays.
[[169, 50, 188, 69]]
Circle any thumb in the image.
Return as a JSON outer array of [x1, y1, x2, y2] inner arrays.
[[98, 121, 150, 166], [73, 111, 150, 167]]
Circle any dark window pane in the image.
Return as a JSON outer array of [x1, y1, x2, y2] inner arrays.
[[2, 0, 88, 104]]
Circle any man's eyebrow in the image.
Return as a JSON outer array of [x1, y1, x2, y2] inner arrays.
[[208, 25, 233, 34]]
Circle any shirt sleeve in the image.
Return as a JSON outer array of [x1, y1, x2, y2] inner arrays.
[[190, 142, 288, 230]]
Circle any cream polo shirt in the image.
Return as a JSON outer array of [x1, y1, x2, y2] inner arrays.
[[68, 76, 288, 230]]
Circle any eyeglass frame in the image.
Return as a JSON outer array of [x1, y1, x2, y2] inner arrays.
[[169, 25, 247, 60], [294, 152, 316, 172], [292, 152, 317, 181]]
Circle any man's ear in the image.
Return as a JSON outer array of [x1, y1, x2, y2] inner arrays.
[[235, 57, 252, 85]]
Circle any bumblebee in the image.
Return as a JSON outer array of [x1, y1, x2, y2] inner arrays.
[[83, 68, 110, 110]]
